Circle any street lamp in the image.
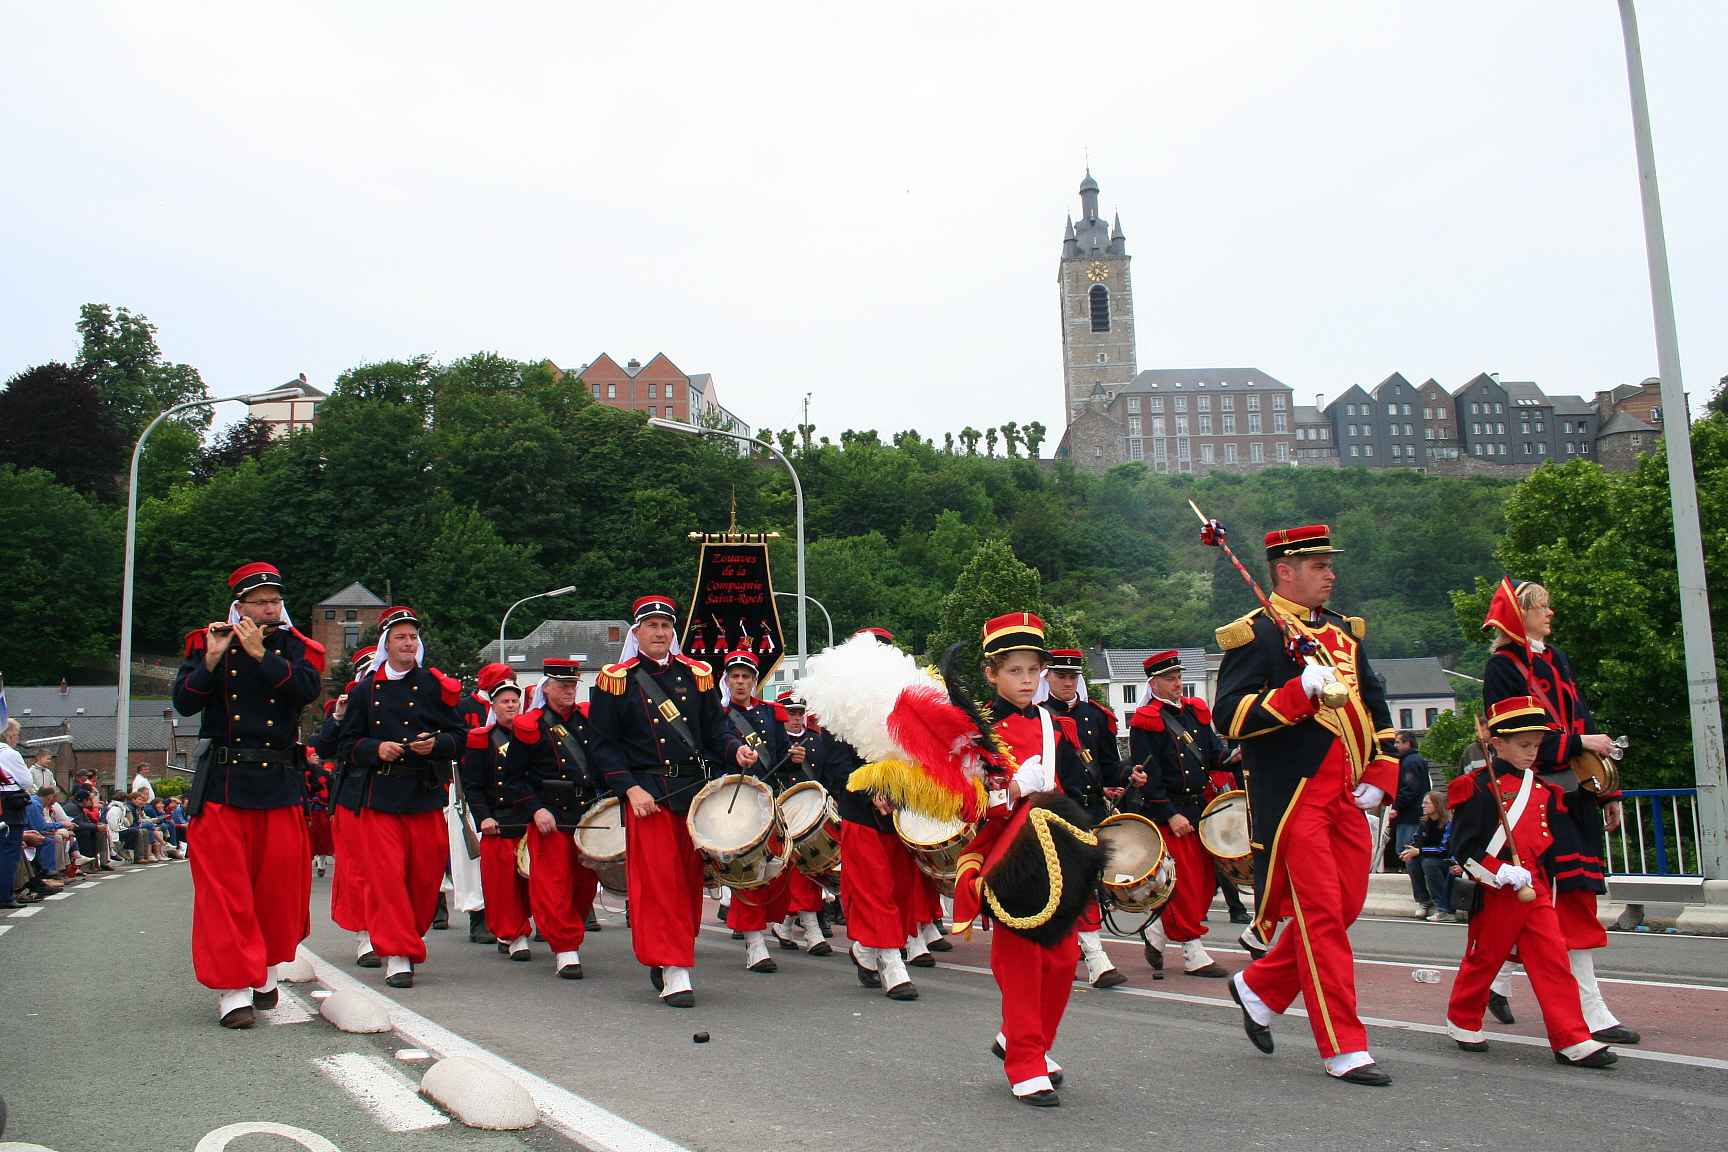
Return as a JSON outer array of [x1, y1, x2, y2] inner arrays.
[[648, 417, 808, 678], [114, 389, 301, 793], [499, 585, 578, 665], [774, 590, 833, 652]]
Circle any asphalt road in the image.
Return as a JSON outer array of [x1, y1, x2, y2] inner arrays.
[[4, 863, 1725, 1152]]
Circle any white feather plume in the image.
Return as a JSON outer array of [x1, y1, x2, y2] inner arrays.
[[800, 632, 939, 763]]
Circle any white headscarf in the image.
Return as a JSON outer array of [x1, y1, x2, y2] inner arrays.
[[227, 600, 295, 629], [376, 622, 425, 679], [1032, 667, 1089, 706], [617, 617, 682, 665]]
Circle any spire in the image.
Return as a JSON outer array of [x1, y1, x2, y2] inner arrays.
[[1079, 169, 1100, 221], [1062, 214, 1078, 258], [1108, 212, 1126, 256]]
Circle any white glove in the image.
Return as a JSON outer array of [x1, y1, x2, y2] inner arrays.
[[1493, 863, 1532, 891], [1299, 664, 1339, 699], [1351, 783, 1385, 810]]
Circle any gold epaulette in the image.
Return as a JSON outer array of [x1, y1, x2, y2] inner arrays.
[[1347, 615, 1367, 640], [1215, 609, 1262, 651], [676, 654, 714, 692], [596, 660, 633, 695]]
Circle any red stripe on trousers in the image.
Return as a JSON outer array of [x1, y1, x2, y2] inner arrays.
[[189, 802, 310, 990], [1554, 887, 1608, 950], [1156, 823, 1216, 941], [992, 923, 1080, 1087], [478, 834, 531, 943], [527, 824, 600, 952], [1241, 743, 1373, 1058], [840, 821, 919, 948], [623, 805, 705, 968], [329, 807, 369, 933], [1446, 883, 1592, 1050], [357, 808, 448, 962]]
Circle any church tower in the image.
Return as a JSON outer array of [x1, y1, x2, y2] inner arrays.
[[1057, 170, 1135, 422]]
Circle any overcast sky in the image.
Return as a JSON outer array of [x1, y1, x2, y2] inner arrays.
[[3, 2, 1722, 444]]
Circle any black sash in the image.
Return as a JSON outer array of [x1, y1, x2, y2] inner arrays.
[[548, 718, 593, 789], [632, 667, 705, 766], [727, 705, 766, 750], [1160, 706, 1213, 777]]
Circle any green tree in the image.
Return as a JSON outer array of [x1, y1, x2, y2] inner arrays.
[[75, 304, 209, 441], [0, 362, 128, 499], [1023, 420, 1048, 458], [984, 427, 999, 457], [943, 431, 955, 454], [924, 538, 1080, 701], [1421, 701, 1483, 777], [777, 429, 797, 455], [1000, 421, 1021, 457], [959, 427, 980, 455], [0, 467, 122, 679], [405, 502, 543, 675]]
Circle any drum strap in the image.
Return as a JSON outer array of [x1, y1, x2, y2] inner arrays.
[[549, 722, 593, 788], [726, 705, 767, 751], [1160, 708, 1212, 777], [632, 667, 705, 765]]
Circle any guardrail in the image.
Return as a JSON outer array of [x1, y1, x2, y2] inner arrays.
[[1608, 787, 1700, 876]]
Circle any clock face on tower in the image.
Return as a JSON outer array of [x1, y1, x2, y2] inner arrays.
[[1086, 261, 1110, 282]]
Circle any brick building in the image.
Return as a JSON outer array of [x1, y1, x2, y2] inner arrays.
[[1058, 368, 1297, 474], [311, 581, 386, 675]]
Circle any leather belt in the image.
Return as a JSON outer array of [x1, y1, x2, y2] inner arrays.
[[640, 761, 703, 780], [215, 747, 293, 767]]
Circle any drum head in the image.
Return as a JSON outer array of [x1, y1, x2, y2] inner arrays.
[[575, 797, 626, 862], [895, 808, 966, 848], [690, 775, 775, 852], [778, 782, 828, 839], [1098, 815, 1164, 884], [1200, 790, 1252, 859]]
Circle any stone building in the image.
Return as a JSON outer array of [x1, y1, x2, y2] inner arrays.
[[1058, 171, 1136, 422], [1595, 410, 1659, 471]]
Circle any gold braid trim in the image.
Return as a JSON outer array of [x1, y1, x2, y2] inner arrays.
[[982, 807, 1099, 931]]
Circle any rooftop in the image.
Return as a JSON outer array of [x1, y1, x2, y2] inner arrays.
[[1374, 657, 1457, 700], [1123, 368, 1289, 393], [316, 581, 385, 609], [3, 686, 178, 721], [1087, 646, 1210, 683], [475, 619, 631, 670]]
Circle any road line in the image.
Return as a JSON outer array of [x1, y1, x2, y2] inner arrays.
[[304, 947, 694, 1152], [8, 906, 41, 918], [45, 892, 73, 900], [0, 925, 11, 938], [74, 882, 99, 889], [263, 987, 316, 1026], [313, 1052, 449, 1132]]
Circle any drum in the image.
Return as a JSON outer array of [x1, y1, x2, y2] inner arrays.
[[777, 780, 842, 884], [1095, 812, 1176, 913], [514, 835, 531, 879], [1198, 789, 1254, 890], [574, 796, 628, 894], [687, 774, 789, 890], [1569, 751, 1622, 797], [894, 809, 978, 896]]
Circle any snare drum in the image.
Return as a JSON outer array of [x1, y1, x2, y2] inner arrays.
[[574, 796, 628, 894], [894, 809, 978, 896], [1095, 812, 1176, 913], [777, 780, 842, 883], [687, 775, 789, 890], [1198, 789, 1253, 890]]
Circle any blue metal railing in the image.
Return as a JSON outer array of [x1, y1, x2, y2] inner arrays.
[[1609, 787, 1701, 876]]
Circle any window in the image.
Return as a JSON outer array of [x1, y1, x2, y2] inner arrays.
[[1221, 414, 1236, 434], [1226, 443, 1239, 463], [1561, 421, 1571, 434], [648, 382, 658, 399], [1496, 403, 1504, 414], [1472, 423, 1481, 437], [1473, 444, 1483, 456], [1498, 443, 1507, 456], [1089, 284, 1110, 332], [1348, 424, 1358, 437], [1127, 416, 1141, 436], [324, 609, 336, 621], [1128, 438, 1143, 461], [1198, 413, 1212, 435], [344, 625, 360, 649], [1403, 404, 1412, 416], [1538, 442, 1548, 455], [1566, 442, 1576, 455], [1296, 428, 1307, 441], [1175, 415, 1189, 435], [1096, 353, 1108, 364], [1521, 421, 1531, 435], [1276, 441, 1290, 462], [1151, 417, 1165, 437], [1127, 396, 1141, 414], [1221, 396, 1234, 412], [1399, 708, 1414, 729], [1122, 685, 1138, 704], [1363, 444, 1374, 457], [607, 383, 617, 399], [1425, 428, 1434, 441], [1320, 428, 1329, 441], [1247, 395, 1261, 411], [1423, 407, 1433, 420], [1197, 396, 1211, 412], [1177, 437, 1192, 462], [1426, 707, 1440, 727], [1535, 421, 1544, 433], [1523, 443, 1531, 455], [1246, 413, 1261, 434], [1350, 445, 1360, 458], [1201, 443, 1215, 464], [1273, 411, 1287, 433], [1497, 423, 1505, 435], [1273, 395, 1286, 410], [1251, 442, 1264, 463], [1150, 398, 1164, 414], [668, 383, 678, 403], [1346, 403, 1357, 416], [1390, 444, 1401, 459], [1471, 402, 1479, 415], [344, 609, 358, 621], [1174, 397, 1187, 413], [591, 383, 601, 399]]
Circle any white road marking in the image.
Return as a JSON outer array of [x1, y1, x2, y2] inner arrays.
[[313, 1051, 449, 1132], [0, 925, 11, 938], [262, 987, 316, 1026], [195, 1121, 341, 1152], [74, 881, 99, 889], [304, 948, 694, 1152], [395, 1048, 432, 1061], [935, 959, 1728, 1072], [45, 892, 73, 901], [8, 906, 41, 918]]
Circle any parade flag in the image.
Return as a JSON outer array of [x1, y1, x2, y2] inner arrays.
[[681, 536, 786, 679]]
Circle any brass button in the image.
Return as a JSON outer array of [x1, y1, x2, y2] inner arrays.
[[233, 714, 241, 721]]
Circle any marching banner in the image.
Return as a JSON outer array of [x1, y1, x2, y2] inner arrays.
[[681, 534, 786, 679]]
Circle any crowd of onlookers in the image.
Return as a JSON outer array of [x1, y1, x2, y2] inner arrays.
[[2, 718, 187, 909]]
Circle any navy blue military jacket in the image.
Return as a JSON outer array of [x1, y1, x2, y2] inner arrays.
[[724, 697, 788, 783], [461, 723, 526, 831], [506, 702, 597, 826], [172, 625, 323, 809], [336, 666, 466, 815], [1047, 693, 1124, 821], [587, 655, 739, 814]]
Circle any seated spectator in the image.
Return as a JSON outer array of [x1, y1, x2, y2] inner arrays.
[[67, 784, 116, 872], [164, 797, 190, 854], [113, 789, 165, 863], [1, 723, 31, 908], [23, 787, 72, 891], [1399, 789, 1461, 922], [147, 797, 185, 859], [44, 788, 84, 877], [130, 764, 156, 805], [104, 792, 133, 864]]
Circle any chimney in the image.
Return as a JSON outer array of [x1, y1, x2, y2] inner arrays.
[[626, 358, 642, 370]]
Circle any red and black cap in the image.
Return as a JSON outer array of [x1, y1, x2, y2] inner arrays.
[[723, 649, 760, 674], [776, 690, 807, 711], [228, 562, 285, 597], [632, 594, 676, 624], [1046, 648, 1086, 673], [350, 644, 378, 673], [377, 605, 419, 633], [541, 658, 582, 681], [476, 662, 516, 695], [855, 626, 895, 645], [1264, 524, 1343, 563], [981, 611, 1047, 658], [1143, 650, 1182, 677], [1486, 695, 1557, 737]]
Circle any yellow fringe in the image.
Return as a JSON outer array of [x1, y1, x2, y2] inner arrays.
[[983, 807, 1099, 931], [846, 758, 985, 824]]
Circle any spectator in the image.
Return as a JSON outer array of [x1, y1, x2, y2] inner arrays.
[[43, 787, 84, 877], [130, 763, 156, 805], [164, 797, 190, 854], [29, 749, 58, 795], [1386, 732, 1432, 877], [67, 783, 116, 872], [24, 786, 74, 886], [1399, 789, 1461, 921], [147, 796, 185, 859], [1, 720, 32, 908]]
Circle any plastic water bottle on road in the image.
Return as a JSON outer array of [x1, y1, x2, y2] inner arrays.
[[1411, 968, 1443, 984]]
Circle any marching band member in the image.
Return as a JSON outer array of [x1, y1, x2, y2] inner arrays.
[[1129, 650, 1229, 978], [508, 659, 602, 979], [1041, 648, 1126, 988], [321, 646, 377, 966], [303, 748, 335, 878], [441, 667, 499, 944], [336, 605, 466, 989], [1213, 525, 1400, 1086], [1443, 696, 1617, 1068], [460, 667, 533, 959], [587, 595, 752, 1008], [172, 562, 324, 1027], [775, 692, 843, 939], [1481, 579, 1639, 1045], [716, 650, 796, 972]]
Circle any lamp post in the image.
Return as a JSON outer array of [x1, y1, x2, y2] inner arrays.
[[114, 389, 301, 794], [499, 585, 578, 665], [1617, 0, 1726, 879], [648, 417, 808, 678], [774, 590, 833, 652]]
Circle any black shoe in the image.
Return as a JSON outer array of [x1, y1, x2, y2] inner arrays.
[[927, 936, 954, 953], [220, 1005, 256, 1029], [1093, 967, 1128, 989], [748, 955, 779, 973], [717, 902, 728, 924], [1143, 941, 1165, 972], [1592, 1025, 1640, 1045], [885, 979, 919, 1001], [497, 941, 510, 955], [356, 951, 381, 969], [731, 929, 744, 940], [1186, 962, 1229, 979], [557, 961, 583, 980], [586, 910, 601, 932], [1488, 992, 1515, 1025], [1557, 1047, 1618, 1068], [1331, 1063, 1392, 1087], [650, 966, 664, 992], [385, 968, 414, 989], [252, 987, 278, 1010], [808, 939, 833, 957], [99, 864, 116, 872], [534, 929, 546, 942], [1017, 1089, 1060, 1108], [1455, 1039, 1489, 1053], [468, 911, 496, 945], [662, 990, 695, 1008], [817, 909, 834, 938], [771, 926, 801, 951], [1238, 926, 1271, 959], [431, 893, 449, 930], [1230, 910, 1252, 924], [1228, 978, 1274, 1054], [907, 951, 936, 968], [509, 944, 532, 961], [851, 946, 882, 989]]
